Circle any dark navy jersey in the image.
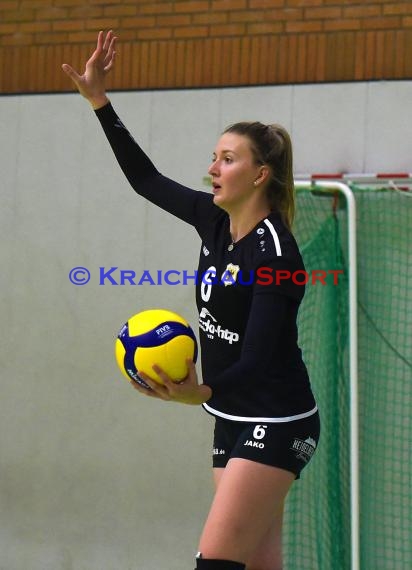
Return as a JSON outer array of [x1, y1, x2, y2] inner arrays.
[[95, 103, 317, 422]]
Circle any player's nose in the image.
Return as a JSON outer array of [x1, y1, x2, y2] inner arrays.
[[208, 159, 219, 176]]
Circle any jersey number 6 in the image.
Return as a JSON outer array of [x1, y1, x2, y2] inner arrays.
[[253, 425, 267, 440], [201, 266, 217, 303]]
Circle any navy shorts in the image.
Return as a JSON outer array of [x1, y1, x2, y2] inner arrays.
[[212, 411, 320, 479]]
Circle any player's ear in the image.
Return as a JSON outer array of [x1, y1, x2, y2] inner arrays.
[[254, 165, 270, 187]]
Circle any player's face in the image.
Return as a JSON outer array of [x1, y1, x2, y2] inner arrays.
[[208, 133, 262, 211]]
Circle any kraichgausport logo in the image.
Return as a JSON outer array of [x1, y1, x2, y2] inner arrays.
[[68, 266, 344, 286]]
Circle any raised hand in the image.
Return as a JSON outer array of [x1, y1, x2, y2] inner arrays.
[[62, 30, 117, 109]]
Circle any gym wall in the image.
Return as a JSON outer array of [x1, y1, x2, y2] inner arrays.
[[1, 0, 412, 94], [1, 80, 411, 570]]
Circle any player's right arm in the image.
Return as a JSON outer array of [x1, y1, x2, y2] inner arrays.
[[62, 30, 215, 226]]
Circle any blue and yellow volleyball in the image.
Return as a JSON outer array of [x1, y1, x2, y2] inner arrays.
[[115, 309, 198, 388]]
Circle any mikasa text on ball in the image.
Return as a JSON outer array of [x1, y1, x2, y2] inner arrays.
[[115, 309, 198, 388]]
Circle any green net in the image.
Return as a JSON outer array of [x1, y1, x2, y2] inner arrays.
[[283, 186, 412, 570]]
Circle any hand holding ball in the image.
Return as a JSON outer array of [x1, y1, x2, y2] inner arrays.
[[115, 309, 198, 389]]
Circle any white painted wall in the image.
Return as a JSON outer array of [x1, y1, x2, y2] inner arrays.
[[0, 80, 411, 570]]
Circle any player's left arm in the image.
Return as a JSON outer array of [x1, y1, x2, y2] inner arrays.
[[202, 290, 290, 395], [202, 252, 304, 395]]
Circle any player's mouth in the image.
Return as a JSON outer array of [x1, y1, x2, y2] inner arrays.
[[212, 181, 222, 193]]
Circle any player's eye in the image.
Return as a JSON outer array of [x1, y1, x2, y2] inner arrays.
[[224, 156, 233, 163]]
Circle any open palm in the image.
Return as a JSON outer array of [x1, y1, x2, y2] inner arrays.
[[62, 30, 116, 107]]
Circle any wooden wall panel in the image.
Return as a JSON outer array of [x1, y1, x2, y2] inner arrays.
[[1, 0, 412, 94]]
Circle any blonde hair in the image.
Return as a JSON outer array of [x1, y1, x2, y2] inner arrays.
[[223, 122, 295, 230]]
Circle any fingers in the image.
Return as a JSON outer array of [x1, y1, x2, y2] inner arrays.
[[136, 370, 172, 400], [186, 358, 196, 375], [104, 34, 117, 68], [185, 359, 198, 384], [88, 30, 111, 62], [86, 30, 104, 65], [131, 364, 199, 404], [95, 29, 106, 55], [152, 364, 175, 387], [103, 46, 116, 73], [102, 30, 112, 51], [61, 63, 81, 84], [62, 30, 116, 83], [130, 380, 158, 398], [131, 377, 165, 399], [92, 31, 117, 74]]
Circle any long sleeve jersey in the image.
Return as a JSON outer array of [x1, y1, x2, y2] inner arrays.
[[95, 102, 317, 423]]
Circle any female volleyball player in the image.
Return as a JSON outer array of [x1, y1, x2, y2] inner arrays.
[[63, 31, 320, 570]]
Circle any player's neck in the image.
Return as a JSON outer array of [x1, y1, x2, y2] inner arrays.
[[229, 204, 271, 244]]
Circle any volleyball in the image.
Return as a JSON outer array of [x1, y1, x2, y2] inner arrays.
[[115, 309, 198, 388]]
